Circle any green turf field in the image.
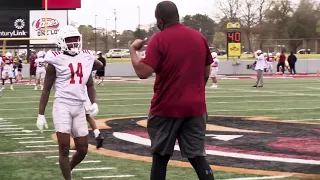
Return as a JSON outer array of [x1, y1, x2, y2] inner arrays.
[[0, 78, 319, 180], [107, 54, 320, 63]]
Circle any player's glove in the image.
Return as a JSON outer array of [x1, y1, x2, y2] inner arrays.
[[36, 114, 48, 133], [89, 103, 99, 117]]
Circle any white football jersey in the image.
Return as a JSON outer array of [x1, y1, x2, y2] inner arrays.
[[211, 58, 219, 71], [35, 57, 47, 72], [44, 50, 95, 103]]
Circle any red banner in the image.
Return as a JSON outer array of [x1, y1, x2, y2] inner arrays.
[[42, 0, 81, 9]]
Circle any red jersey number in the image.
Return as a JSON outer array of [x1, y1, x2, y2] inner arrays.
[[68, 63, 83, 84]]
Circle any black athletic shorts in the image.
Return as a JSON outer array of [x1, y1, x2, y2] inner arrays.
[[96, 70, 105, 77], [147, 113, 207, 158], [18, 68, 22, 72], [30, 71, 36, 76]]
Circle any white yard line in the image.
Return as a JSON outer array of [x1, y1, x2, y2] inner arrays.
[[46, 155, 72, 159], [5, 133, 38, 136], [220, 175, 291, 180], [82, 175, 135, 179], [0, 127, 23, 130], [12, 137, 45, 140], [19, 140, 53, 144], [26, 145, 58, 148], [72, 167, 116, 171], [0, 150, 58, 155], [55, 160, 101, 165], [0, 125, 17, 127], [0, 122, 12, 124]]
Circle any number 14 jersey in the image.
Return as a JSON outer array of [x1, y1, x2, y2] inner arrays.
[[44, 50, 95, 103]]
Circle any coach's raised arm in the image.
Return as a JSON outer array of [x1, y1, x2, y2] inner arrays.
[[129, 1, 214, 180]]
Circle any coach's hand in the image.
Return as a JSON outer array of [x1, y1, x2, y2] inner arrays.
[[36, 114, 48, 133], [89, 103, 99, 117], [130, 38, 148, 51]]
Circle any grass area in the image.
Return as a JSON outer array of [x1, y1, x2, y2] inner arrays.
[[0, 78, 319, 179], [106, 54, 320, 63]]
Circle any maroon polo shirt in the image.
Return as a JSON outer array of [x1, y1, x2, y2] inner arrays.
[[141, 24, 213, 118], [29, 55, 36, 72], [279, 54, 286, 64]]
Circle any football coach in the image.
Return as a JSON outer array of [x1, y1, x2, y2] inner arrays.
[[129, 1, 214, 180]]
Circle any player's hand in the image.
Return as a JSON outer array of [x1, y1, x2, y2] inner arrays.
[[130, 38, 148, 51], [89, 103, 99, 117], [36, 114, 48, 133]]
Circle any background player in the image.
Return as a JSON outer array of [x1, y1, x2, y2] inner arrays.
[[36, 25, 100, 180], [266, 53, 274, 74], [1, 52, 14, 91], [210, 52, 219, 88], [34, 51, 47, 90]]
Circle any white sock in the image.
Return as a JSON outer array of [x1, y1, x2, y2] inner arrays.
[[93, 129, 100, 138]]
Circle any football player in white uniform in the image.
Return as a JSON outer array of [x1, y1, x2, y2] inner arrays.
[[266, 53, 275, 74], [36, 25, 102, 180], [210, 52, 219, 88], [1, 52, 14, 91], [34, 51, 47, 90]]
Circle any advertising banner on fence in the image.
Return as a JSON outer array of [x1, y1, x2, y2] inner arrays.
[[29, 10, 67, 44], [0, 10, 30, 39]]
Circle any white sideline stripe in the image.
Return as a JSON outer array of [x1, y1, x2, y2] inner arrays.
[[286, 119, 320, 122], [55, 160, 101, 165], [0, 125, 17, 127], [5, 133, 38, 136], [0, 122, 12, 124], [46, 155, 72, 159], [0, 127, 23, 130], [114, 132, 320, 165], [19, 140, 53, 144], [72, 167, 115, 171], [26, 145, 58, 148], [220, 175, 291, 180], [82, 175, 135, 179], [13, 137, 45, 140]]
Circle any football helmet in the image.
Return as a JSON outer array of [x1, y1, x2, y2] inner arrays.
[[56, 25, 82, 55], [37, 51, 45, 58], [5, 52, 12, 59], [211, 52, 218, 58]]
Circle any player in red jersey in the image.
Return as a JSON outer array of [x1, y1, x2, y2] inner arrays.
[[1, 52, 14, 91]]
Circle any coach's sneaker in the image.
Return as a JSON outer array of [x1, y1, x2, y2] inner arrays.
[[210, 84, 218, 88]]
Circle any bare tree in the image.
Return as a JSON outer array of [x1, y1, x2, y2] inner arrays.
[[215, 0, 242, 21]]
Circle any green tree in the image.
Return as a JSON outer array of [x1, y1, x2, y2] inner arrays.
[[182, 14, 216, 43]]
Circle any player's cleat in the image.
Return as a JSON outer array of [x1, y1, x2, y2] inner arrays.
[[34, 86, 38, 90], [210, 84, 217, 88], [96, 134, 104, 149], [10, 85, 14, 90], [252, 85, 257, 88], [40, 85, 43, 90]]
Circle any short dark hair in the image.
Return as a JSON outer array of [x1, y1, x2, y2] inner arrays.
[[155, 1, 179, 23]]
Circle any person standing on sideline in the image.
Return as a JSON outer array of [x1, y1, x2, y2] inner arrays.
[[28, 51, 37, 85], [277, 51, 286, 74], [253, 50, 265, 88], [287, 52, 297, 75], [210, 52, 219, 88], [129, 1, 214, 180], [96, 51, 106, 85]]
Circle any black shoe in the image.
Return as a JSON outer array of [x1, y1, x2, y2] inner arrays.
[[252, 85, 257, 87], [96, 134, 104, 149]]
